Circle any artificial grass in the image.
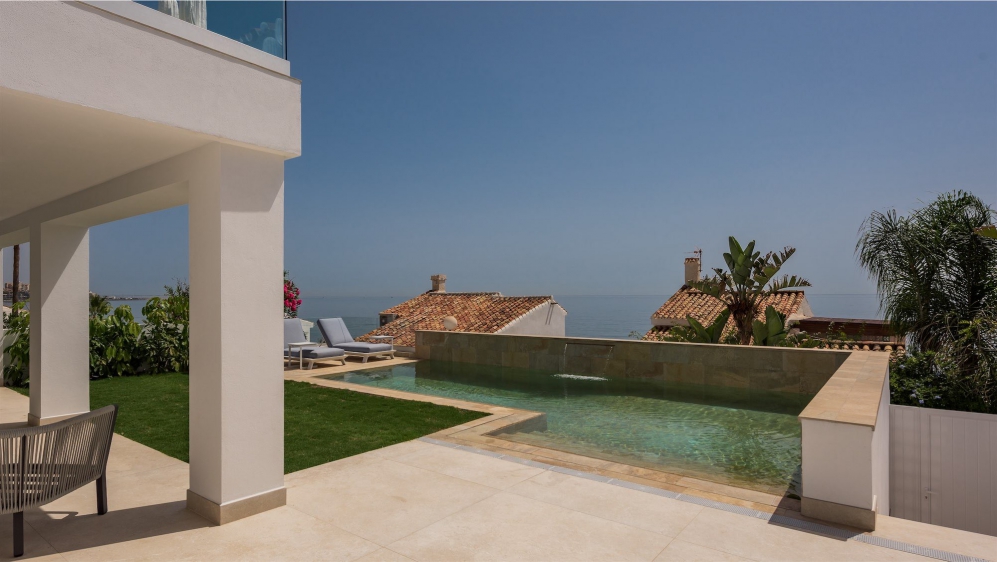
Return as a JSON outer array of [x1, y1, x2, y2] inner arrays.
[[10, 373, 486, 474]]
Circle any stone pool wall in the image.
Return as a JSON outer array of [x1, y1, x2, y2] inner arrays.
[[414, 331, 850, 395]]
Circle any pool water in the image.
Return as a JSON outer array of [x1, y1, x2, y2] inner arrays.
[[323, 361, 810, 496]]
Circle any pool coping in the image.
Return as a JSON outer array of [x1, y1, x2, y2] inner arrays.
[[285, 358, 804, 515], [415, 436, 990, 562]]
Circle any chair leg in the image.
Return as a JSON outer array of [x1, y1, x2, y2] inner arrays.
[[13, 511, 23, 557], [96, 475, 108, 515]]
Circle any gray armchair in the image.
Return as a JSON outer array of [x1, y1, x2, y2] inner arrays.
[[1, 405, 118, 557]]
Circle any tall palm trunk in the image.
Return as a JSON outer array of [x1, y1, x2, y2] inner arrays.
[[11, 244, 20, 306]]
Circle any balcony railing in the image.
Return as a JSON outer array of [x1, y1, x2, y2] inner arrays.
[[135, 1, 286, 59]]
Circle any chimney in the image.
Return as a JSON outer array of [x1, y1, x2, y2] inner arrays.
[[431, 274, 447, 293], [684, 257, 701, 285]]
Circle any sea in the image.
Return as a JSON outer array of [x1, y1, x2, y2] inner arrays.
[[93, 294, 882, 340]]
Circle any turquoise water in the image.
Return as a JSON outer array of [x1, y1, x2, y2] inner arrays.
[[323, 361, 810, 496]]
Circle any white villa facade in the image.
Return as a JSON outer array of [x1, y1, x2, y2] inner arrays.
[[0, 1, 299, 524]]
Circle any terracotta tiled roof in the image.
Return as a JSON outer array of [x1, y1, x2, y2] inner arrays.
[[643, 286, 808, 342], [642, 287, 900, 352], [357, 292, 559, 348], [651, 286, 808, 323]]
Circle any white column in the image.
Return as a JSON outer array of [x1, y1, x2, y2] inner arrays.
[[186, 144, 285, 525], [28, 223, 90, 425]]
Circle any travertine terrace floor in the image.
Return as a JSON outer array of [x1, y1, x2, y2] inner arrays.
[[1, 384, 993, 561]]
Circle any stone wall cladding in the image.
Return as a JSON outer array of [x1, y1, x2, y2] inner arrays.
[[415, 331, 851, 394]]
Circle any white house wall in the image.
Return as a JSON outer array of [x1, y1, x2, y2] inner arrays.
[[0, 0, 301, 524], [871, 373, 891, 515], [498, 303, 566, 337]]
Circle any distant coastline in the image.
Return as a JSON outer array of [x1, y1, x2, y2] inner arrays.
[[7, 294, 883, 340]]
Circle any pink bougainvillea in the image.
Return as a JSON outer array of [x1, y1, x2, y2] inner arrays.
[[284, 271, 302, 318]]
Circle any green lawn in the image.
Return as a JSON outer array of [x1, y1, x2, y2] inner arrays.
[[13, 373, 485, 474]]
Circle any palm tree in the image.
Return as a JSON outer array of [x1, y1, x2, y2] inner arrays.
[[11, 244, 20, 307], [688, 237, 811, 345], [89, 293, 112, 319], [856, 191, 997, 353]]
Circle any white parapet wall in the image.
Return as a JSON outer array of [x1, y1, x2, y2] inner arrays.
[[890, 405, 997, 536], [799, 351, 891, 531]]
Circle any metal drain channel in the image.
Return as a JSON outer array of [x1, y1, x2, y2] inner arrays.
[[419, 437, 990, 562]]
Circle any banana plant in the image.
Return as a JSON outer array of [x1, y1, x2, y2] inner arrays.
[[685, 309, 731, 344], [752, 306, 789, 346], [688, 236, 810, 345]]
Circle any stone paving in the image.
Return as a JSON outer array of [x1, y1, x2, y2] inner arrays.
[[1, 384, 994, 561]]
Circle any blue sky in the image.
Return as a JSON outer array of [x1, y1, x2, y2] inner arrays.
[[7, 2, 996, 299]]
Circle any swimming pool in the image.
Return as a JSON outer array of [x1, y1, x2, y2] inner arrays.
[[323, 361, 810, 496]]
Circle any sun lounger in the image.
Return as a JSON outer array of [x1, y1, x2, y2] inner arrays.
[[284, 318, 345, 369], [317, 318, 395, 363]]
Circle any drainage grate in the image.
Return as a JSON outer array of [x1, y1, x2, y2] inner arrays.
[[675, 494, 768, 519], [608, 478, 681, 499], [418, 437, 992, 562], [499, 455, 553, 470], [853, 535, 989, 562], [549, 465, 614, 483]]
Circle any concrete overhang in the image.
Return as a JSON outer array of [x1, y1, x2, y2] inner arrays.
[[0, 1, 302, 229], [0, 89, 208, 225]]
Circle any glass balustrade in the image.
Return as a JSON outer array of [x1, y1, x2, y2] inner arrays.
[[135, 1, 286, 59]]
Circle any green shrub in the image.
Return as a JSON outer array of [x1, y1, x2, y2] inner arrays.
[[4, 282, 193, 386], [2, 303, 30, 387], [89, 305, 143, 379], [141, 281, 190, 374], [891, 341, 996, 414], [890, 352, 959, 410]]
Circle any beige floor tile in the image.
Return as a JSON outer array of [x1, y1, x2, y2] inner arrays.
[[676, 508, 930, 561], [509, 470, 702, 537], [287, 458, 499, 545], [284, 449, 388, 487], [28, 501, 209, 561], [387, 492, 673, 562], [353, 548, 417, 562], [104, 435, 183, 475], [55, 532, 221, 562], [0, 513, 64, 562], [363, 439, 436, 460], [205, 506, 380, 561], [32, 464, 190, 523], [871, 515, 997, 561], [653, 539, 755, 561], [674, 476, 785, 507], [391, 444, 543, 489], [21, 465, 190, 542]]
